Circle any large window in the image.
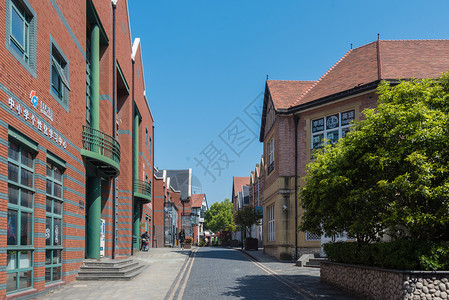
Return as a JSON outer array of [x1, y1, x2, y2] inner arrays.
[[45, 161, 64, 284], [267, 139, 274, 174], [6, 0, 36, 76], [311, 110, 355, 153], [268, 205, 275, 242], [49, 36, 70, 111], [7, 140, 34, 293]]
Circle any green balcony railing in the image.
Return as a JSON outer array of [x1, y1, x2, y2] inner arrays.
[[134, 179, 151, 203], [81, 125, 121, 177]]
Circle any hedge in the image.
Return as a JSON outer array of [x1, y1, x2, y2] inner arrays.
[[323, 239, 449, 271]]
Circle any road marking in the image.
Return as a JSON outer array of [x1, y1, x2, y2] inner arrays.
[[240, 251, 316, 299], [166, 248, 198, 300], [176, 248, 197, 299]]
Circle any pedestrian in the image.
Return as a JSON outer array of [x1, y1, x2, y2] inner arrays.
[[140, 231, 150, 251], [179, 229, 185, 250]]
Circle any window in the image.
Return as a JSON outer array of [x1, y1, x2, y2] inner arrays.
[[267, 139, 274, 174], [268, 205, 275, 241], [149, 137, 152, 155], [7, 140, 34, 293], [145, 128, 148, 148], [49, 36, 70, 111], [311, 110, 355, 155], [45, 161, 64, 284], [6, 0, 36, 76]]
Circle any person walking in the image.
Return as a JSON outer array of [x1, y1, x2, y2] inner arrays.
[[140, 231, 150, 251], [179, 229, 185, 250]]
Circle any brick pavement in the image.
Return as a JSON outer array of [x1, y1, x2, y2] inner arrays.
[[37, 248, 190, 300]]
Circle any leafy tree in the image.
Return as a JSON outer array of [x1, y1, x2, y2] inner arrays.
[[234, 206, 262, 240], [300, 74, 449, 243], [204, 198, 234, 233]]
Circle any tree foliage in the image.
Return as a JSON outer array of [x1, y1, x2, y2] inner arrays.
[[300, 74, 449, 243], [234, 206, 263, 238], [204, 198, 234, 233]]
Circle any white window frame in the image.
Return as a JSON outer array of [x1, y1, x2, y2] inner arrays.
[[311, 110, 355, 152]]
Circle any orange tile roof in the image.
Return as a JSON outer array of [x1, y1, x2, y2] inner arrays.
[[291, 40, 449, 108], [191, 194, 205, 208], [267, 80, 315, 110], [232, 177, 250, 199]]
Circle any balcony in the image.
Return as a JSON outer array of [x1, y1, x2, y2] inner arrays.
[[81, 125, 120, 178], [134, 179, 152, 204]]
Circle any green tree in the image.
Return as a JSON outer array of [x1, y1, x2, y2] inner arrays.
[[204, 198, 234, 233], [234, 206, 262, 240], [300, 74, 449, 243]]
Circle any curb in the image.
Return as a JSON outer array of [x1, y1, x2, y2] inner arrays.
[[237, 249, 260, 262]]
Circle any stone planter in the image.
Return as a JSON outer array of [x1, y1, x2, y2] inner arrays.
[[183, 244, 191, 249], [321, 261, 449, 300]]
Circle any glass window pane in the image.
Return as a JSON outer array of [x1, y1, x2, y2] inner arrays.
[[53, 266, 61, 281], [19, 251, 31, 268], [46, 217, 52, 246], [11, 6, 24, 46], [8, 185, 19, 205], [52, 65, 61, 98], [327, 130, 339, 144], [54, 219, 61, 246], [21, 168, 33, 188], [18, 270, 32, 290], [46, 179, 52, 195], [8, 141, 19, 161], [54, 183, 62, 198], [45, 250, 52, 265], [7, 251, 17, 270], [326, 114, 339, 130], [21, 148, 33, 168], [8, 162, 19, 183], [20, 212, 32, 245], [46, 162, 52, 177], [312, 134, 324, 149], [54, 167, 62, 182], [21, 189, 33, 208], [7, 209, 18, 245], [46, 198, 52, 213], [54, 201, 61, 215], [45, 267, 51, 283], [10, 40, 23, 56], [6, 272, 17, 293], [53, 250, 61, 264]]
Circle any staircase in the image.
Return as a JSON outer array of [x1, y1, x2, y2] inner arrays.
[[304, 257, 327, 268], [77, 258, 145, 281]]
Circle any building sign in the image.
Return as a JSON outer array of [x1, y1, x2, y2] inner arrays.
[[30, 91, 53, 121], [341, 110, 355, 126], [7, 97, 67, 149], [326, 114, 339, 129], [311, 118, 324, 133]]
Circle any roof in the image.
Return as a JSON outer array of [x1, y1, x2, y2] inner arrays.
[[191, 194, 205, 208], [164, 169, 191, 200], [291, 40, 449, 107], [232, 176, 250, 203], [266, 80, 315, 110]]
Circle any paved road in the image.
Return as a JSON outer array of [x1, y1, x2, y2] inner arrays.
[[167, 247, 353, 300]]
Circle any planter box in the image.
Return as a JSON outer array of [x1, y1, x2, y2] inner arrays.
[[321, 261, 449, 300], [183, 244, 191, 249], [245, 238, 258, 251]]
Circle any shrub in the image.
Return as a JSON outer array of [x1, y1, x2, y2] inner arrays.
[[199, 241, 206, 247], [323, 240, 449, 271], [185, 236, 193, 244]]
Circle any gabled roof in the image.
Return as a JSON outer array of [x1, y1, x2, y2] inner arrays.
[[292, 40, 449, 108], [191, 194, 205, 208], [267, 80, 315, 110], [232, 177, 250, 203]]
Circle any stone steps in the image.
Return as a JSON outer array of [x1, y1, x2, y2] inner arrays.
[[77, 258, 145, 281], [304, 257, 327, 268]]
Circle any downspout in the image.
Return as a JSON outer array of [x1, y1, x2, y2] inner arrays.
[[111, 0, 117, 260], [131, 59, 135, 255], [294, 115, 299, 261], [152, 125, 155, 247]]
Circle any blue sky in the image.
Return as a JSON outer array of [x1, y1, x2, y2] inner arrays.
[[128, 0, 449, 206]]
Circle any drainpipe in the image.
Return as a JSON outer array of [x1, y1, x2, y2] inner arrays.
[[111, 0, 118, 260], [131, 60, 135, 255], [294, 115, 299, 261]]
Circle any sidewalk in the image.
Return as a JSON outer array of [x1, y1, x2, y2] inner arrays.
[[37, 248, 191, 300]]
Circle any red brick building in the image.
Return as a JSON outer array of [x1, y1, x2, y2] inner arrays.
[[259, 39, 449, 261], [0, 0, 154, 297]]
